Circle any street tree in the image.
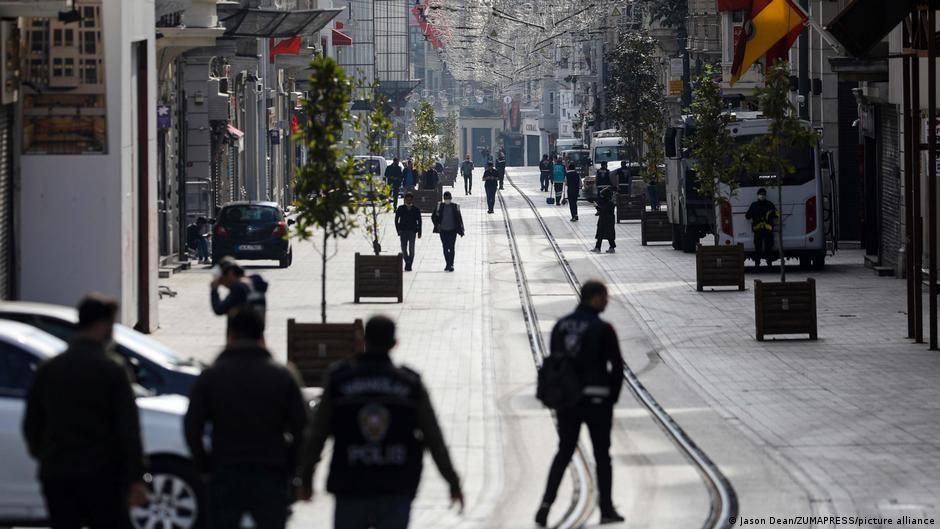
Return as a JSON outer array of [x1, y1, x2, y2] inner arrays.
[[688, 64, 737, 244], [740, 61, 817, 282], [292, 56, 363, 323], [411, 101, 438, 173], [440, 112, 458, 165], [358, 92, 395, 255]]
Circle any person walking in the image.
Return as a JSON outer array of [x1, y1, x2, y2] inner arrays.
[[402, 159, 417, 192], [591, 188, 616, 253], [535, 281, 625, 527], [385, 157, 404, 210], [539, 154, 552, 192], [395, 193, 422, 272], [300, 316, 464, 529], [460, 154, 474, 195], [745, 187, 777, 270], [187, 217, 211, 264], [566, 161, 581, 222], [431, 191, 464, 272], [185, 306, 308, 529], [552, 159, 566, 207], [495, 149, 507, 190], [211, 256, 268, 321], [23, 294, 149, 529], [482, 162, 499, 214]]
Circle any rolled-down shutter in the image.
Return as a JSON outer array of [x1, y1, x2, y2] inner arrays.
[[879, 105, 901, 267]]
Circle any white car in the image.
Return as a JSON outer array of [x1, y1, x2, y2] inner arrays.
[[0, 320, 204, 529]]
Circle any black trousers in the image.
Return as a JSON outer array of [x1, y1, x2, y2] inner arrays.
[[485, 181, 498, 212], [554, 183, 564, 205], [568, 191, 579, 219], [497, 167, 505, 188], [463, 175, 472, 194], [42, 475, 129, 529], [209, 466, 289, 529], [540, 172, 550, 191], [595, 238, 616, 250], [440, 230, 458, 268], [399, 231, 416, 268], [541, 400, 614, 512], [754, 230, 774, 265]]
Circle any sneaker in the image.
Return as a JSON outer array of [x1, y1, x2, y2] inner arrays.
[[591, 247, 602, 253], [534, 503, 550, 527], [606, 248, 616, 254], [600, 510, 625, 524]]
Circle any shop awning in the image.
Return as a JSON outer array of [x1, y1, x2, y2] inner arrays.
[[218, 5, 343, 38], [825, 0, 916, 57], [332, 29, 353, 46], [226, 124, 244, 139]]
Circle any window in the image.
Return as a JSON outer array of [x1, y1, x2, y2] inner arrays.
[[0, 344, 39, 398], [82, 32, 96, 54], [53, 29, 62, 47]]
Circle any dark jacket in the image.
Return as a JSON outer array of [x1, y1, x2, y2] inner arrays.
[[549, 305, 623, 403], [745, 199, 777, 231], [184, 345, 307, 475], [566, 169, 581, 193], [460, 160, 474, 177], [431, 202, 465, 236], [595, 168, 612, 188], [303, 351, 461, 498], [482, 168, 499, 185], [23, 337, 145, 489], [384, 163, 403, 185], [211, 274, 268, 319], [539, 159, 552, 173], [594, 196, 616, 240], [421, 169, 440, 190], [395, 204, 422, 236], [495, 154, 506, 171]]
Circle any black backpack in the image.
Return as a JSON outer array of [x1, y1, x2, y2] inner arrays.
[[537, 352, 583, 410]]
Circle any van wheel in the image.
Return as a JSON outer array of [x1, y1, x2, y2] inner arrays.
[[799, 257, 812, 269], [279, 249, 292, 268], [130, 458, 205, 529]]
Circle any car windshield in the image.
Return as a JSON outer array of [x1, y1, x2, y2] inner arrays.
[[593, 146, 636, 163], [114, 325, 191, 367], [221, 205, 281, 223], [564, 151, 591, 164]]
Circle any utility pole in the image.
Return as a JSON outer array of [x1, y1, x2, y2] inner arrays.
[[798, 0, 810, 120]]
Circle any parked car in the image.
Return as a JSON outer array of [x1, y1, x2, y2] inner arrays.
[[212, 201, 294, 268], [353, 155, 388, 183], [0, 320, 205, 529], [0, 301, 202, 396]]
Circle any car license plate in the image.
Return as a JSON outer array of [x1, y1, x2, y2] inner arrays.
[[238, 244, 263, 251]]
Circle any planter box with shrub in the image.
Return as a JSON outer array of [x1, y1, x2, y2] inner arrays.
[[354, 253, 403, 303], [641, 209, 672, 245], [617, 193, 645, 222], [754, 279, 818, 341], [696, 244, 745, 291]]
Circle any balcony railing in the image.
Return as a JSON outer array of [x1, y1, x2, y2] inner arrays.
[[157, 11, 183, 28]]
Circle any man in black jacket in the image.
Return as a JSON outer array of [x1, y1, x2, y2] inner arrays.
[[23, 294, 148, 528], [566, 161, 581, 222], [185, 306, 307, 529], [395, 193, 422, 271], [495, 149, 507, 190], [745, 188, 778, 270], [460, 154, 474, 195], [301, 316, 464, 529], [536, 281, 625, 527], [538, 154, 552, 192], [431, 191, 465, 272], [482, 162, 499, 214], [385, 157, 404, 209]]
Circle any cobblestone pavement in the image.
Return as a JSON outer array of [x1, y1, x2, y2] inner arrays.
[[507, 166, 940, 527]]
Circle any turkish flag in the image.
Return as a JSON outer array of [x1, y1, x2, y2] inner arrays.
[[730, 0, 807, 85]]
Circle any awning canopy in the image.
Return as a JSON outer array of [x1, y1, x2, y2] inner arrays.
[[226, 124, 244, 139], [218, 5, 343, 38], [332, 29, 352, 47], [825, 0, 917, 57]]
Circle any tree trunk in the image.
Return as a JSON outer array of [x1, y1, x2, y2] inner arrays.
[[371, 198, 381, 255], [777, 184, 786, 282], [321, 232, 328, 324]]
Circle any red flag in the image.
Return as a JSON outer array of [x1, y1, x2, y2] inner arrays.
[[269, 37, 302, 63]]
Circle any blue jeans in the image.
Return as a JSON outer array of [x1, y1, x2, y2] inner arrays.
[[334, 495, 412, 529], [391, 181, 401, 210], [196, 237, 209, 261], [399, 231, 416, 268], [209, 466, 289, 529]]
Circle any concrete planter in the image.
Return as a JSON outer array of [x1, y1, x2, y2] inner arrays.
[[354, 253, 403, 303], [754, 279, 818, 341], [696, 244, 745, 291], [287, 318, 364, 387], [640, 210, 672, 245], [412, 188, 442, 213], [616, 193, 645, 222]]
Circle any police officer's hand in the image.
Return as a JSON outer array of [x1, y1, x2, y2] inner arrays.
[[450, 490, 465, 514], [127, 481, 149, 507]]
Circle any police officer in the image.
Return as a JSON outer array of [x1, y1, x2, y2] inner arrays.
[[613, 160, 631, 194], [536, 281, 625, 527], [745, 188, 778, 270], [496, 149, 507, 190], [539, 154, 552, 192], [595, 161, 612, 195], [302, 316, 464, 529]]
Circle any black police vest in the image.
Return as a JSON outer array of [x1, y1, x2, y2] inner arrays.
[[325, 359, 425, 497], [596, 169, 611, 187]]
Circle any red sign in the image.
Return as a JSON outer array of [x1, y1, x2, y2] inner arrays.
[[717, 0, 751, 11]]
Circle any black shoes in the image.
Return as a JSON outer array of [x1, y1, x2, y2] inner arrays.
[[445, 266, 454, 272], [534, 503, 550, 527], [600, 509, 625, 524], [404, 265, 412, 272], [488, 210, 494, 214]]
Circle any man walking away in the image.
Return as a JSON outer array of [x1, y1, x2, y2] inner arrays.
[[431, 191, 465, 272], [539, 154, 552, 192], [482, 162, 499, 214], [211, 256, 268, 321], [566, 161, 581, 221], [496, 149, 507, 190], [745, 187, 777, 270], [552, 159, 566, 207], [301, 316, 464, 529], [535, 281, 625, 527], [395, 193, 422, 272], [460, 154, 474, 195], [592, 188, 616, 253], [185, 306, 308, 529], [23, 294, 149, 529], [385, 158, 404, 210]]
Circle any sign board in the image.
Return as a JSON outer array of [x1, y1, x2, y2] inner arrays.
[[503, 95, 512, 104], [157, 105, 172, 129], [670, 58, 684, 78], [668, 80, 684, 97]]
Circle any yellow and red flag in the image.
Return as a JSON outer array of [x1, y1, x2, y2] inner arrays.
[[730, 0, 808, 85]]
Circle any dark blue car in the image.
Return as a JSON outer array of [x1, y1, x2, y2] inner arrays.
[[212, 201, 294, 268]]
